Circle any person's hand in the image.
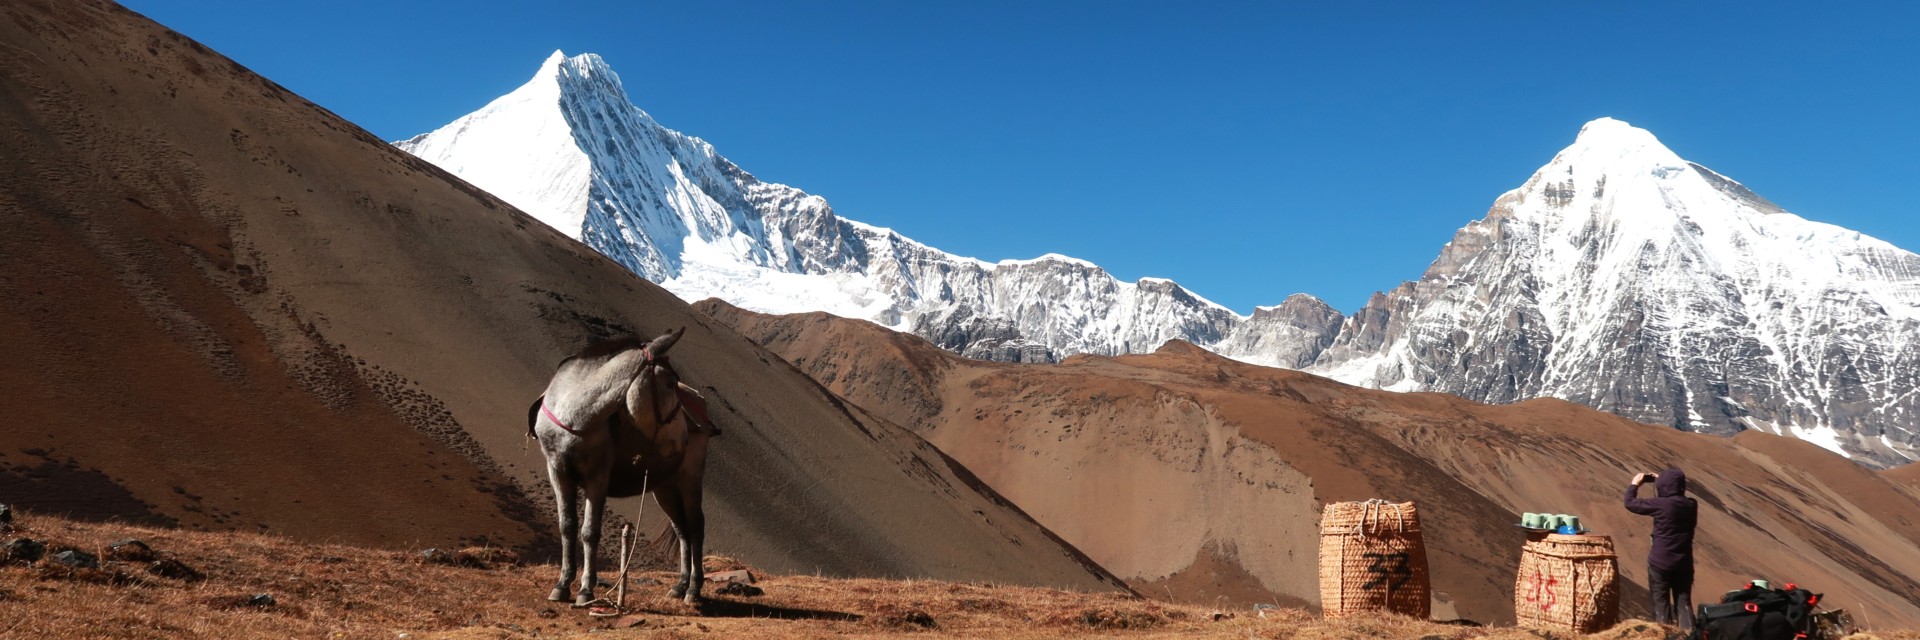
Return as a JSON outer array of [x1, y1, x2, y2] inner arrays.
[[1630, 472, 1653, 485]]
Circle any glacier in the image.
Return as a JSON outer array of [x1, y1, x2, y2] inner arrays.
[[396, 52, 1920, 466]]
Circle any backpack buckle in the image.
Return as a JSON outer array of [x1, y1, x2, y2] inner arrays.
[[1745, 603, 1760, 613], [1784, 583, 1797, 590]]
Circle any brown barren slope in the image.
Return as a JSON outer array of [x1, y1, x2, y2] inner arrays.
[[0, 0, 1120, 592], [705, 301, 1920, 626], [1884, 464, 1920, 492]]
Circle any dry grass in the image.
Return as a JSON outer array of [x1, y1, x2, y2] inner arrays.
[[0, 513, 1910, 639]]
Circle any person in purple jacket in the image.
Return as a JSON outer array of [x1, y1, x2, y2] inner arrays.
[[1626, 468, 1699, 628]]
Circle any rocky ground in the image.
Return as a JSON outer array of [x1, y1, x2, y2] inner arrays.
[[3, 509, 1913, 639]]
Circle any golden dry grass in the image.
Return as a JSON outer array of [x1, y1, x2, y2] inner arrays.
[[1, 512, 1911, 639]]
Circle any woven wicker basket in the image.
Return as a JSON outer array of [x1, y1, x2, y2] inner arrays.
[[1318, 500, 1431, 619], [1515, 533, 1619, 633]]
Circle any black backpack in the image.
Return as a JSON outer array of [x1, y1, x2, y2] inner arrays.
[[1690, 583, 1821, 640]]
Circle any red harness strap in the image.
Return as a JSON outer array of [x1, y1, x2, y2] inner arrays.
[[540, 400, 582, 435], [542, 348, 667, 437]]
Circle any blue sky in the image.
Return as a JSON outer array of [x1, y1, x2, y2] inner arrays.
[[123, 1, 1918, 313]]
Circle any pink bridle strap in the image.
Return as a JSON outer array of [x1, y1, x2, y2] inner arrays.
[[543, 347, 670, 437], [540, 400, 582, 435]]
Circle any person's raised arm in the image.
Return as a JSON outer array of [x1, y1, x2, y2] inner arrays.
[[1625, 472, 1660, 515]]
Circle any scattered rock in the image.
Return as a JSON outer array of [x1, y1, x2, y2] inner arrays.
[[1210, 610, 1235, 622], [1, 538, 45, 564], [632, 577, 663, 586], [0, 503, 12, 524], [49, 549, 99, 569], [105, 539, 156, 562], [204, 593, 277, 610], [705, 569, 755, 584], [1253, 603, 1278, 619], [537, 608, 558, 619], [419, 548, 452, 564], [614, 615, 646, 629], [148, 558, 205, 582], [713, 582, 763, 597]]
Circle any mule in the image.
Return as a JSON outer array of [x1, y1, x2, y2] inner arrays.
[[527, 328, 716, 605]]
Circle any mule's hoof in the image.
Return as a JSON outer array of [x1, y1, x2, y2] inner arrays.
[[548, 588, 570, 603], [574, 593, 595, 607], [683, 593, 703, 605], [668, 583, 688, 599]]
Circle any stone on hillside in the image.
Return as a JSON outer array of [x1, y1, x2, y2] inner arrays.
[[205, 593, 276, 609], [148, 558, 205, 582], [49, 549, 99, 569], [1, 538, 45, 564], [712, 581, 762, 597], [705, 569, 755, 584], [105, 539, 156, 562]]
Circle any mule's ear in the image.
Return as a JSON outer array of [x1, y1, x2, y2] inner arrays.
[[649, 326, 685, 355]]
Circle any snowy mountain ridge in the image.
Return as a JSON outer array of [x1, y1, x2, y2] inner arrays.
[[1304, 117, 1920, 464], [399, 51, 1246, 363], [397, 52, 1920, 465]]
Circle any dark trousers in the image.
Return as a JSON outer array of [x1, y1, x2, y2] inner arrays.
[[1649, 563, 1694, 628]]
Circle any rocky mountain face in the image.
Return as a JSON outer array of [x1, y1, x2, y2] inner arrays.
[[397, 54, 1919, 466], [397, 52, 1242, 365], [1305, 119, 1920, 467]]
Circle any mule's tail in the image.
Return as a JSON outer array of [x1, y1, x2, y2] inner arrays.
[[526, 395, 544, 439]]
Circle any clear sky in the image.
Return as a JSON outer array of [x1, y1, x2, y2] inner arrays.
[[121, 1, 1918, 314]]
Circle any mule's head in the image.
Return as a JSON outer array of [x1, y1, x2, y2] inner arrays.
[[643, 327, 686, 359]]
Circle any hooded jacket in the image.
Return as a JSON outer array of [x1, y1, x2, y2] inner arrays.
[[1625, 468, 1698, 572]]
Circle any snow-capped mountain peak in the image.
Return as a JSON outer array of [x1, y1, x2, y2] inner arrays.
[[1568, 116, 1676, 159], [1308, 117, 1920, 465], [397, 52, 1247, 364], [397, 54, 1920, 467], [397, 51, 592, 237]]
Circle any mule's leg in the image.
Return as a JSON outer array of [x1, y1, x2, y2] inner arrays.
[[676, 480, 707, 604], [574, 473, 610, 606], [653, 487, 693, 599], [544, 461, 580, 603]]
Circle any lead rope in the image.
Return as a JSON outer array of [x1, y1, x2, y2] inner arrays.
[[615, 473, 649, 610]]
